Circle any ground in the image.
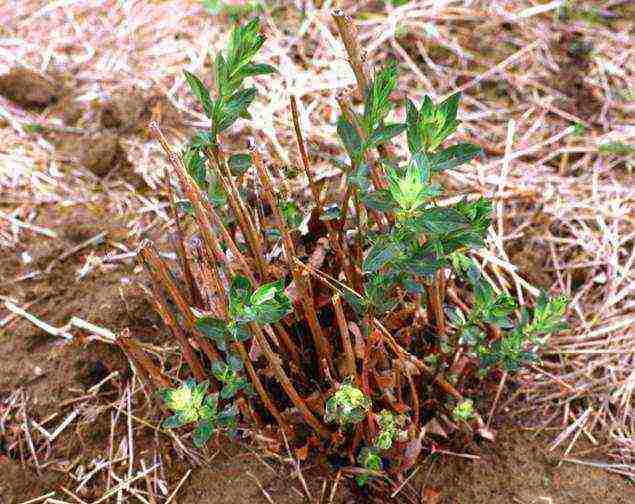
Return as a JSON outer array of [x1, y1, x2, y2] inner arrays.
[[1, 1, 633, 503]]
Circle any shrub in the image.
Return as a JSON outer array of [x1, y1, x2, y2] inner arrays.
[[127, 13, 567, 489]]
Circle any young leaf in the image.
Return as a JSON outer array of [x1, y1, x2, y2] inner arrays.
[[228, 153, 252, 176], [429, 143, 482, 172], [363, 61, 398, 133], [438, 92, 460, 126], [184, 71, 215, 118], [337, 116, 362, 161], [196, 316, 228, 351]]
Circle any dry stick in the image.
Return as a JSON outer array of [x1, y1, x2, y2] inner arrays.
[[273, 321, 302, 368], [149, 122, 255, 284], [426, 270, 446, 342], [147, 281, 207, 382], [139, 242, 220, 363], [206, 145, 268, 280], [117, 328, 171, 389], [250, 144, 333, 376], [249, 321, 330, 439], [332, 294, 357, 381], [332, 9, 370, 99], [371, 319, 471, 406], [204, 258, 290, 433], [290, 96, 356, 287], [165, 169, 204, 308]]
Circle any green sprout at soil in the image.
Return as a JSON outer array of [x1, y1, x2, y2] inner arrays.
[[132, 14, 570, 491]]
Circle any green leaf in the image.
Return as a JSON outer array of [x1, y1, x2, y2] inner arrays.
[[196, 316, 228, 351], [228, 323, 251, 342], [438, 92, 460, 126], [193, 419, 215, 447], [366, 123, 406, 149], [184, 70, 215, 118], [349, 164, 371, 192], [405, 97, 421, 154], [227, 19, 266, 76], [337, 117, 362, 161], [217, 404, 239, 435], [362, 189, 397, 212], [228, 153, 252, 176], [217, 87, 257, 132], [228, 353, 244, 372], [409, 150, 432, 183], [418, 207, 467, 234], [163, 413, 188, 429], [215, 53, 229, 97], [279, 200, 302, 229], [211, 360, 231, 382], [250, 279, 282, 306], [429, 143, 482, 172], [183, 147, 207, 190], [363, 237, 403, 274], [220, 381, 241, 399], [229, 275, 252, 313], [252, 296, 292, 325], [235, 62, 277, 80], [363, 61, 398, 133]]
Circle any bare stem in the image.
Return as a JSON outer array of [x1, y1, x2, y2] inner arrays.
[[251, 143, 334, 376], [249, 322, 331, 439], [332, 9, 370, 98], [333, 294, 357, 381], [139, 241, 221, 364]]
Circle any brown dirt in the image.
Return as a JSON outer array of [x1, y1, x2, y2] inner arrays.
[[0, 68, 62, 110]]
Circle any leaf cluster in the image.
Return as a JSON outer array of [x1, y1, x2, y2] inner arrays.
[[325, 382, 372, 427], [161, 379, 238, 447]]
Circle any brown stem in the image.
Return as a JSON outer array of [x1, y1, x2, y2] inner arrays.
[[332, 9, 370, 99], [117, 328, 171, 389], [273, 322, 302, 369], [333, 294, 357, 381], [207, 145, 267, 280], [147, 282, 208, 383], [234, 339, 290, 435], [426, 271, 446, 341], [289, 96, 356, 287], [251, 144, 333, 376], [149, 122, 255, 284], [249, 322, 331, 439], [405, 370, 420, 427], [165, 170, 203, 308], [204, 258, 290, 434], [139, 241, 220, 364]]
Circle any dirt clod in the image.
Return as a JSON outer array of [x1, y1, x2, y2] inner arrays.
[[0, 68, 61, 110], [77, 131, 124, 176]]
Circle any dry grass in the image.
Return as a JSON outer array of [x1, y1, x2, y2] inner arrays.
[[1, 0, 633, 494]]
